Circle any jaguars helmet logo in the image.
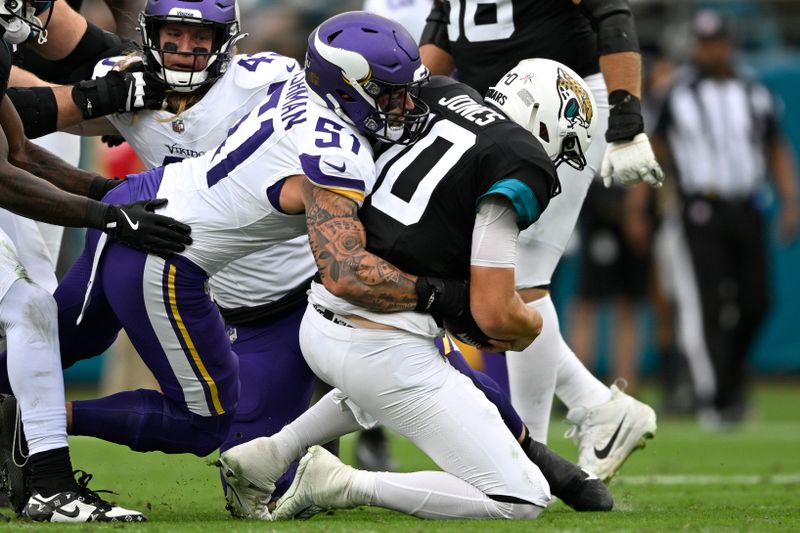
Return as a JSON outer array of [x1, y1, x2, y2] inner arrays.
[[556, 67, 593, 131]]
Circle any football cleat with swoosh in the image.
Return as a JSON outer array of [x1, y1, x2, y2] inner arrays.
[[22, 471, 145, 523], [565, 381, 657, 482]]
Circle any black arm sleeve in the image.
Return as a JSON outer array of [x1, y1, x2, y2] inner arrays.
[[6, 86, 58, 139], [16, 22, 137, 84], [579, 0, 640, 55], [419, 0, 451, 51]]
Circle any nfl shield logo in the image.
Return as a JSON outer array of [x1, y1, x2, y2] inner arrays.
[[172, 118, 185, 133]]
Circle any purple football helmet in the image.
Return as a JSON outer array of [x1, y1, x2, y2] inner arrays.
[[138, 0, 246, 92], [305, 11, 430, 144]]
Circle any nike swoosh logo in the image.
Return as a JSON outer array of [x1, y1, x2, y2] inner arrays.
[[594, 415, 626, 459], [55, 505, 82, 518], [120, 209, 140, 230], [324, 160, 346, 173]]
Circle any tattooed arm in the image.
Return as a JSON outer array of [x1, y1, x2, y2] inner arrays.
[[302, 179, 420, 312], [1, 95, 99, 197]]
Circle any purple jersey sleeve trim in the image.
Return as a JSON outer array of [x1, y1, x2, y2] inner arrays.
[[300, 154, 365, 194]]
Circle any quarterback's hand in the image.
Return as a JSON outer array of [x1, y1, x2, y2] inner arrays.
[[601, 133, 664, 189], [103, 199, 192, 257]]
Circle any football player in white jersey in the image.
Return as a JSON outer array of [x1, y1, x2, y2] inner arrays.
[[6, 1, 608, 516], [0, 1, 193, 521], [84, 4, 323, 496], [22, 0, 321, 501], [1, 8, 473, 507], [3, 2, 609, 517]]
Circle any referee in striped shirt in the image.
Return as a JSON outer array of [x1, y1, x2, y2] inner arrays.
[[653, 10, 799, 426]]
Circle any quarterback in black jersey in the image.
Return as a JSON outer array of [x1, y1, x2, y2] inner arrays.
[[0, 1, 190, 522], [420, 0, 661, 481], [362, 75, 556, 283]]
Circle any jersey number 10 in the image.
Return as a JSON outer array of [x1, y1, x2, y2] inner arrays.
[[370, 119, 476, 226]]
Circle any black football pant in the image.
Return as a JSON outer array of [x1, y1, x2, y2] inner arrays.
[[681, 195, 769, 412]]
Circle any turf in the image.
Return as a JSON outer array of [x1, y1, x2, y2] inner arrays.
[[3, 383, 799, 531]]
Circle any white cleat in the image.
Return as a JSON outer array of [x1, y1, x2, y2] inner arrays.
[[218, 437, 291, 519], [565, 381, 657, 482], [272, 445, 360, 521]]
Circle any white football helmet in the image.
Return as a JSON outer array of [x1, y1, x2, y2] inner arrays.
[[484, 58, 596, 170], [0, 0, 52, 45]]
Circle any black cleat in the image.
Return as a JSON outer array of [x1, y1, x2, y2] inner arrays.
[[0, 394, 30, 515], [522, 436, 613, 512], [354, 427, 396, 472], [22, 470, 146, 522]]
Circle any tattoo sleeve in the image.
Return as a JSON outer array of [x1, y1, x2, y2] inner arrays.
[[303, 179, 419, 312]]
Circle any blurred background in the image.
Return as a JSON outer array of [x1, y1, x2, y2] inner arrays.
[[62, 0, 799, 425]]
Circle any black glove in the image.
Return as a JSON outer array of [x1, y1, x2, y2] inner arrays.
[[101, 134, 126, 148], [102, 199, 192, 257], [72, 63, 167, 119], [88, 175, 124, 201], [415, 276, 494, 347], [605, 90, 645, 143], [414, 276, 469, 324]]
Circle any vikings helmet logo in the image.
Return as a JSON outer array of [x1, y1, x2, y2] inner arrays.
[[556, 67, 593, 131]]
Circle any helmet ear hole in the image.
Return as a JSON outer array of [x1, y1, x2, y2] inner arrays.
[[538, 122, 550, 144]]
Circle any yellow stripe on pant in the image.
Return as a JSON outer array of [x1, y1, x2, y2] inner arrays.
[[167, 264, 225, 415]]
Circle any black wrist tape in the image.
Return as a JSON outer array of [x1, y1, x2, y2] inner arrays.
[[606, 90, 644, 143], [71, 71, 126, 119], [84, 199, 109, 230], [88, 176, 115, 201]]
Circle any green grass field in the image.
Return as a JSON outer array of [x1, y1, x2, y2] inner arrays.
[[3, 383, 799, 531]]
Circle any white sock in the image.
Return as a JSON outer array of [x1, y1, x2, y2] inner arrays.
[[275, 389, 362, 461], [352, 470, 543, 519], [507, 295, 611, 443], [0, 281, 67, 455], [555, 344, 612, 411], [506, 295, 562, 443]]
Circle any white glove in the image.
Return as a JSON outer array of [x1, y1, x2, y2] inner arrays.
[[601, 133, 664, 189]]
